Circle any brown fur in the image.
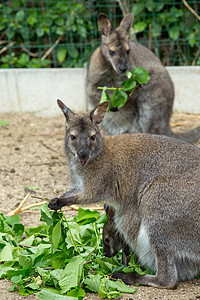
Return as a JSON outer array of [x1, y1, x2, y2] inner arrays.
[[49, 100, 200, 289], [86, 13, 200, 142]]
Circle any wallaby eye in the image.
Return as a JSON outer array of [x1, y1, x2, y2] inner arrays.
[[70, 135, 76, 141], [109, 49, 115, 56], [127, 49, 130, 54], [90, 135, 96, 141], [105, 237, 110, 244]]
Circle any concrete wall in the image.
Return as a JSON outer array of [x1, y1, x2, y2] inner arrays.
[[168, 66, 200, 114], [0, 68, 87, 116], [0, 66, 199, 116]]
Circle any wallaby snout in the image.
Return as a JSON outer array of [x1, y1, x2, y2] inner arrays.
[[118, 63, 128, 74], [77, 144, 90, 166]]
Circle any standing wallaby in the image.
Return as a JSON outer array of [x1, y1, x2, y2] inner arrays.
[[86, 13, 200, 143], [49, 99, 200, 289], [103, 204, 130, 266]]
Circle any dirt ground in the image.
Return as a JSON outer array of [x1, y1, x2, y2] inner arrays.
[[0, 111, 200, 299]]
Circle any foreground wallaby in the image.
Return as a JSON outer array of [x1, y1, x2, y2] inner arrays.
[[49, 99, 200, 289], [86, 13, 200, 143], [103, 204, 130, 266]]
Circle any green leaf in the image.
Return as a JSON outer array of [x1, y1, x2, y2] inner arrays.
[[0, 120, 9, 126], [145, 0, 164, 12], [68, 47, 79, 59], [98, 279, 108, 298], [99, 86, 108, 104], [25, 282, 40, 290], [27, 15, 37, 26], [5, 215, 20, 226], [40, 203, 53, 226], [13, 223, 24, 235], [52, 220, 62, 250], [74, 207, 100, 224], [95, 212, 107, 224], [37, 267, 51, 285], [169, 26, 180, 40], [38, 288, 77, 300], [50, 269, 62, 288], [132, 3, 145, 16], [57, 48, 67, 63], [77, 25, 87, 38], [67, 286, 85, 298], [83, 274, 102, 292], [26, 186, 39, 190], [80, 223, 95, 242], [65, 221, 82, 248], [0, 244, 15, 262], [152, 22, 162, 37], [132, 21, 147, 34], [11, 274, 23, 283], [21, 235, 34, 246], [15, 10, 25, 22], [36, 27, 44, 37], [95, 257, 113, 272], [132, 67, 150, 84], [8, 284, 16, 292], [99, 88, 112, 112], [135, 266, 146, 275], [19, 254, 33, 269], [187, 31, 196, 47], [120, 78, 137, 91], [55, 17, 65, 26], [125, 71, 132, 79], [105, 278, 136, 294], [112, 89, 128, 108], [59, 256, 86, 293]]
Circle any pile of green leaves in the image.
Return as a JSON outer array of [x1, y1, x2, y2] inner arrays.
[[0, 204, 147, 299], [99, 67, 150, 111]]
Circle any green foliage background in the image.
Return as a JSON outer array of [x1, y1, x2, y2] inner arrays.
[[0, 0, 199, 68]]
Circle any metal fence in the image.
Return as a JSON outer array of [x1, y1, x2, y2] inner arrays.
[[0, 0, 199, 68]]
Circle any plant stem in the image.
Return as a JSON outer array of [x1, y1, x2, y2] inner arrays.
[[60, 209, 81, 255], [93, 223, 101, 255], [97, 87, 123, 91]]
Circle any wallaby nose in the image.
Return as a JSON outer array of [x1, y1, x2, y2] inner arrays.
[[77, 148, 89, 159], [119, 64, 127, 73]]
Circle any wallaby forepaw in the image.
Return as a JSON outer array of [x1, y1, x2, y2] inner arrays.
[[112, 272, 140, 285], [48, 197, 61, 210]]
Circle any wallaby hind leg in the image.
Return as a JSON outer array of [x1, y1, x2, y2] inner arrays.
[[113, 252, 178, 289]]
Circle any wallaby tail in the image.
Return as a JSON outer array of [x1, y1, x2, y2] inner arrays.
[[171, 125, 200, 144]]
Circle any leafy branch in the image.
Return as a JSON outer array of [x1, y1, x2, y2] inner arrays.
[[0, 204, 147, 299], [98, 67, 150, 111]]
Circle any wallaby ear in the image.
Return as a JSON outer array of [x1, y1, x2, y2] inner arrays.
[[90, 101, 109, 125], [104, 204, 115, 220], [57, 99, 74, 121], [98, 13, 113, 36], [120, 13, 134, 32]]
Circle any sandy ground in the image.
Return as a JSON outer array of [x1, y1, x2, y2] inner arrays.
[[0, 111, 200, 299]]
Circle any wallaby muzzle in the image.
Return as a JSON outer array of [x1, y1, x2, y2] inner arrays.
[[77, 148, 89, 166], [77, 139, 90, 166]]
